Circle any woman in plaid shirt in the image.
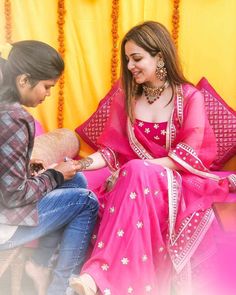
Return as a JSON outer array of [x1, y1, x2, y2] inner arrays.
[[0, 41, 98, 295]]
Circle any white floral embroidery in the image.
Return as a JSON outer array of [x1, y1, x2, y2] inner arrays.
[[138, 121, 144, 127], [101, 203, 105, 208], [159, 247, 164, 253], [160, 172, 165, 176], [122, 170, 127, 176], [129, 192, 137, 200], [121, 257, 129, 265], [117, 229, 124, 237], [101, 264, 109, 271], [137, 221, 143, 229], [142, 254, 148, 262], [154, 190, 159, 196], [109, 206, 115, 213], [104, 288, 111, 295], [145, 128, 150, 134], [144, 187, 150, 195], [154, 123, 159, 129], [154, 135, 160, 140], [98, 241, 104, 249], [128, 287, 133, 293], [92, 234, 97, 240], [161, 129, 167, 135], [145, 285, 152, 292]]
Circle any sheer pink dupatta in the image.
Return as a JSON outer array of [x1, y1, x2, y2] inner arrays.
[[169, 84, 218, 175]]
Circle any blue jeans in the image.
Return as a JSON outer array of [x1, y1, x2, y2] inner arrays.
[[0, 173, 99, 295]]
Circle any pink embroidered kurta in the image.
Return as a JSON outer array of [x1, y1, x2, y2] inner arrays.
[[81, 84, 229, 295]]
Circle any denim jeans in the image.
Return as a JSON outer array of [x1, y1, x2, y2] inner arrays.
[[0, 173, 99, 295]]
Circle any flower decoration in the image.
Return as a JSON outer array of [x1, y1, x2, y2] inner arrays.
[[4, 0, 12, 43], [171, 0, 180, 49], [57, 0, 66, 128], [111, 0, 119, 86]]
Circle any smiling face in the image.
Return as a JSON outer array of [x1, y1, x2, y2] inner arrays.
[[17, 75, 58, 107], [125, 40, 162, 86]]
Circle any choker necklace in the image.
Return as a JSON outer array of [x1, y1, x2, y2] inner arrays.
[[142, 80, 169, 104]]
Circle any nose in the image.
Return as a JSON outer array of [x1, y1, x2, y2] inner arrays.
[[127, 60, 135, 71]]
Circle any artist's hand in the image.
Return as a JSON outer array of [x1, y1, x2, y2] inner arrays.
[[53, 160, 77, 180], [30, 158, 46, 176]]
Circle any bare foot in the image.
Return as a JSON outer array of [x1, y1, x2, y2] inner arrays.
[[25, 260, 51, 295], [69, 273, 97, 295]]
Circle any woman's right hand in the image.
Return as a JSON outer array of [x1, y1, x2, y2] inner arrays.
[[51, 160, 77, 180]]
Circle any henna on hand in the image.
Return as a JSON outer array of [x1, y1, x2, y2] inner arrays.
[[76, 157, 93, 171]]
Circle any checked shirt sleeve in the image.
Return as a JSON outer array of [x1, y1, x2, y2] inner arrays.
[[0, 108, 58, 209]]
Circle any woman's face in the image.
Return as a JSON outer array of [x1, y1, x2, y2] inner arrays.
[[17, 77, 58, 107], [125, 40, 160, 85]]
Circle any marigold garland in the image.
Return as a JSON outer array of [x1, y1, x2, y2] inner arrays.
[[4, 0, 12, 44], [171, 0, 180, 49], [57, 0, 66, 128], [111, 0, 119, 86]]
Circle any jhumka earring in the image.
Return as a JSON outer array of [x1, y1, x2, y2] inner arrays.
[[156, 60, 167, 81]]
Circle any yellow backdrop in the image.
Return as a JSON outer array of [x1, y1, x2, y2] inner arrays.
[[0, 0, 236, 159]]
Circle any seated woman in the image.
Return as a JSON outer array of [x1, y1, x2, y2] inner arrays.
[[69, 21, 233, 295], [0, 41, 98, 295]]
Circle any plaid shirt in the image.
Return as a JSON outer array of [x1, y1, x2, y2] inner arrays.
[[0, 102, 58, 226]]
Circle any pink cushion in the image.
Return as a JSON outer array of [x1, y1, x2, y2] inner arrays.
[[34, 119, 45, 137], [84, 167, 111, 191], [196, 77, 236, 170]]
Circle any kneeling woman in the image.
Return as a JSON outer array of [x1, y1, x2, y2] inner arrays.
[[0, 41, 98, 295]]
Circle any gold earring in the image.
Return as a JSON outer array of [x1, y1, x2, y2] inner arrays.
[[156, 60, 167, 81]]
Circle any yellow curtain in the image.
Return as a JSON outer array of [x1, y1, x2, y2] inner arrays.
[[0, 0, 236, 158]]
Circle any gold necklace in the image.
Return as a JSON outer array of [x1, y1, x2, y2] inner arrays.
[[142, 80, 169, 104]]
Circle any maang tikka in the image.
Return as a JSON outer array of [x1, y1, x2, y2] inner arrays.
[[156, 60, 167, 81]]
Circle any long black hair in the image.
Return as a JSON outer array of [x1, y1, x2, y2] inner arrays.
[[0, 40, 64, 103]]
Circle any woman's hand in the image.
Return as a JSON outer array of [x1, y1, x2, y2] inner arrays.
[[52, 160, 78, 180], [30, 158, 46, 176]]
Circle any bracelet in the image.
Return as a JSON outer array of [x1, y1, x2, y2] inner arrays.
[[77, 157, 93, 171]]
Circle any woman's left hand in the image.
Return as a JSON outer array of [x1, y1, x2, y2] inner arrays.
[[30, 158, 46, 176]]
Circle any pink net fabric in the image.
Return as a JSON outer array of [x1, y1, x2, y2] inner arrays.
[[196, 77, 236, 170], [75, 80, 121, 150]]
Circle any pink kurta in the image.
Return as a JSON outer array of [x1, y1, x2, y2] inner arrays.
[[81, 84, 230, 295]]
